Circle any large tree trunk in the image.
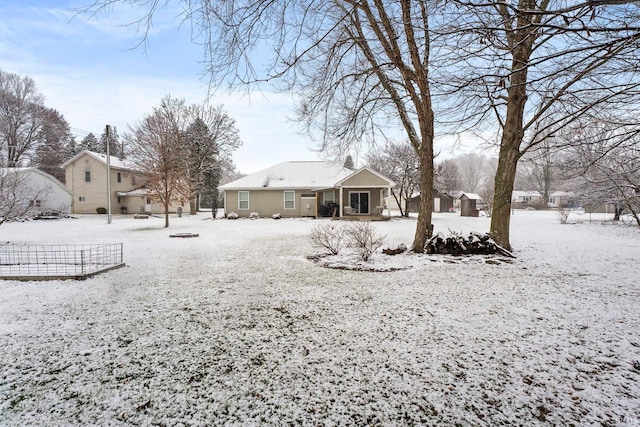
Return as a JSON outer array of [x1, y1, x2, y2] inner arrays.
[[488, 19, 534, 251], [164, 200, 170, 228], [490, 144, 520, 251], [412, 143, 434, 253], [189, 197, 197, 215]]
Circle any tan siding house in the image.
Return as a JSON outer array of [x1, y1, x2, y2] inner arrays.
[[62, 150, 183, 215], [220, 161, 394, 218]]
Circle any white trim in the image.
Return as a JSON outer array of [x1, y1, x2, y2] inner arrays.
[[335, 166, 396, 188], [283, 190, 295, 210], [238, 191, 249, 210]]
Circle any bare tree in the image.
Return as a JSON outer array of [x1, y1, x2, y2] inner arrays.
[[442, 1, 640, 250], [0, 70, 48, 167], [0, 169, 50, 226], [518, 139, 559, 208], [81, 1, 444, 252], [564, 120, 640, 226], [367, 142, 420, 217], [454, 153, 492, 194], [435, 159, 460, 194], [126, 96, 189, 228]]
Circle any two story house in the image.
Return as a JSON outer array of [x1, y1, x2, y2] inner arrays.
[[62, 150, 181, 215]]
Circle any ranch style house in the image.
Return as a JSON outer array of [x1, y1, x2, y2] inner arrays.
[[220, 161, 395, 218]]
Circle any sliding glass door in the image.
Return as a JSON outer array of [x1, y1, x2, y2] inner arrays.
[[349, 191, 370, 214]]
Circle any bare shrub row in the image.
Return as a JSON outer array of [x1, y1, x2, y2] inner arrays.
[[309, 222, 386, 261]]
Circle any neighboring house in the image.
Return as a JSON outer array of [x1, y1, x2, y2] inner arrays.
[[219, 161, 395, 218], [511, 190, 544, 208], [1, 167, 72, 214], [548, 191, 575, 208], [62, 150, 183, 215]]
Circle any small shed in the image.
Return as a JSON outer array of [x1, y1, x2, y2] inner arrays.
[[434, 190, 455, 213], [459, 192, 482, 217]]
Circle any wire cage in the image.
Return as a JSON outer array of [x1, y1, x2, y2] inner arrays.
[[0, 243, 125, 280]]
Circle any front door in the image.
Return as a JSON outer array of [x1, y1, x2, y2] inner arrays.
[[349, 191, 370, 214]]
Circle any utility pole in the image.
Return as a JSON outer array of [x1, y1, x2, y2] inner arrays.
[[106, 125, 112, 224]]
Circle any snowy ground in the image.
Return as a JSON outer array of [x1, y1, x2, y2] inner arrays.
[[0, 210, 639, 426]]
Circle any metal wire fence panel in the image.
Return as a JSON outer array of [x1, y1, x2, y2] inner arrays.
[[0, 243, 124, 280]]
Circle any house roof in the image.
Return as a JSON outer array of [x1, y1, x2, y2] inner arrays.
[[333, 166, 395, 188], [459, 192, 482, 200], [512, 190, 543, 199], [550, 191, 573, 197], [61, 150, 137, 171], [220, 161, 356, 190], [1, 167, 72, 195]]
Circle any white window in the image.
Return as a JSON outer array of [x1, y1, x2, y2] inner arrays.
[[284, 191, 295, 209], [238, 191, 249, 210]]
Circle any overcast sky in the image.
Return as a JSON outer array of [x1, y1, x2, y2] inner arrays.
[[1, 0, 484, 174]]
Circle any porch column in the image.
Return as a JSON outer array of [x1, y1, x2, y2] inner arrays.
[[339, 187, 344, 217], [387, 185, 391, 217]]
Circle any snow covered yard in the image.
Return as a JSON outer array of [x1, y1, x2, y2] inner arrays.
[[0, 211, 639, 426]]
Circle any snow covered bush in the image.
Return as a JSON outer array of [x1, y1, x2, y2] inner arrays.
[[345, 222, 386, 261], [272, 213, 282, 219], [556, 205, 570, 224], [249, 212, 260, 219], [309, 222, 345, 255], [227, 212, 239, 220]]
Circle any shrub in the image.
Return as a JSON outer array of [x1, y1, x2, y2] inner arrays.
[[272, 213, 282, 219], [309, 222, 345, 255], [344, 222, 386, 261], [227, 212, 239, 219], [556, 205, 570, 224], [249, 211, 260, 219], [96, 207, 107, 214]]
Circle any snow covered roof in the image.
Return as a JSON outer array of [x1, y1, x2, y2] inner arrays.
[[1, 167, 72, 195], [459, 192, 482, 200], [220, 161, 357, 190], [61, 150, 137, 171], [512, 190, 543, 199], [550, 191, 573, 197]]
